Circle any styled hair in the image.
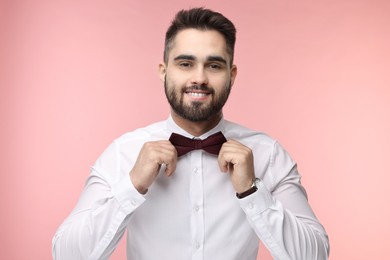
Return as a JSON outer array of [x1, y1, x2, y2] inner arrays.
[[164, 7, 236, 65]]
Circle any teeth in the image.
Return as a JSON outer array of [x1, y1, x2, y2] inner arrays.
[[188, 92, 207, 97]]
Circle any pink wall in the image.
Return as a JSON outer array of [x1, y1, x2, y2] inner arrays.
[[1, 0, 389, 259]]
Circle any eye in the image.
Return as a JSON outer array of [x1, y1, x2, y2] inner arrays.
[[208, 63, 222, 70], [179, 62, 192, 68]]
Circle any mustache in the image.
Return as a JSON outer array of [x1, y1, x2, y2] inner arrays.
[[183, 85, 215, 94]]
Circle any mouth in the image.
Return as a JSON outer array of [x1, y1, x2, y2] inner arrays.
[[184, 85, 213, 100], [184, 90, 211, 101], [186, 91, 210, 97]]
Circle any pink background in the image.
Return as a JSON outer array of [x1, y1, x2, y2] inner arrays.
[[1, 0, 389, 259]]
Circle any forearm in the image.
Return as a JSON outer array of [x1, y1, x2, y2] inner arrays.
[[52, 170, 145, 260], [239, 181, 329, 260]]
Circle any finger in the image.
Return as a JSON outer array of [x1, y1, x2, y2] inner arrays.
[[159, 143, 177, 176], [218, 145, 231, 173], [163, 152, 177, 176], [219, 141, 253, 173], [164, 161, 177, 176], [221, 139, 246, 152], [218, 159, 229, 173]]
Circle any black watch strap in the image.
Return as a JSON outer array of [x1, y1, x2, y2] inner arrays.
[[236, 178, 260, 199]]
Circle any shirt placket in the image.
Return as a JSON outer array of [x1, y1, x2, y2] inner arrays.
[[190, 150, 204, 260]]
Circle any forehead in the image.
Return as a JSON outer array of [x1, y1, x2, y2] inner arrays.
[[168, 29, 230, 62]]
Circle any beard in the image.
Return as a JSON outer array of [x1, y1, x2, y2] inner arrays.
[[164, 77, 232, 122]]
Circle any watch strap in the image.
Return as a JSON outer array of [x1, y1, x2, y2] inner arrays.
[[236, 178, 260, 199]]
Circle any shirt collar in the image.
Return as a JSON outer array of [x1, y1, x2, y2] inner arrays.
[[167, 115, 225, 139]]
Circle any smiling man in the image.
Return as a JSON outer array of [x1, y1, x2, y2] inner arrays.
[[53, 8, 329, 260], [163, 29, 234, 127]]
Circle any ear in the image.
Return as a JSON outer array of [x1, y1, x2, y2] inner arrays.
[[230, 64, 238, 86], [158, 63, 167, 82]]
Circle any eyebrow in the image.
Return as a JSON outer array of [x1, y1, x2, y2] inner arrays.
[[206, 55, 227, 65], [173, 54, 227, 65], [173, 54, 196, 61]]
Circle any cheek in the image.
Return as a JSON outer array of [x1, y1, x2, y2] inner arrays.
[[211, 75, 231, 89], [166, 72, 187, 87]]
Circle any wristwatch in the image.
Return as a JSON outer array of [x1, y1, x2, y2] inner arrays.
[[236, 178, 261, 199]]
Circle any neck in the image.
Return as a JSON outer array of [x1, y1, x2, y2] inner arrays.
[[171, 110, 223, 137]]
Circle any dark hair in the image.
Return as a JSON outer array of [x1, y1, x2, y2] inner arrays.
[[164, 8, 236, 65]]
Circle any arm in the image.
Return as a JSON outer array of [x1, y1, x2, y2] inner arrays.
[[52, 142, 146, 260], [219, 140, 330, 260], [239, 167, 329, 260], [52, 139, 177, 260]]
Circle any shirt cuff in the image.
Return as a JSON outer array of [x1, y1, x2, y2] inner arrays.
[[111, 173, 146, 214], [238, 180, 274, 217]]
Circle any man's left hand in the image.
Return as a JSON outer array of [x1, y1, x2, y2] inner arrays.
[[218, 140, 255, 194]]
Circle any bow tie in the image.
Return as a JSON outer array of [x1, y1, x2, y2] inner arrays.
[[169, 131, 227, 157]]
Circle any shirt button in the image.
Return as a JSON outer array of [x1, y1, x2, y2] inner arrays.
[[194, 242, 201, 249], [193, 167, 198, 174], [248, 202, 254, 209], [193, 205, 200, 212], [131, 199, 138, 206]]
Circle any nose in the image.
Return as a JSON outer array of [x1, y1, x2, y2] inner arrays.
[[190, 67, 208, 86]]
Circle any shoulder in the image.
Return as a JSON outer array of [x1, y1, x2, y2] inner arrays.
[[224, 119, 294, 167], [92, 119, 169, 179], [224, 120, 276, 148], [114, 120, 170, 145]]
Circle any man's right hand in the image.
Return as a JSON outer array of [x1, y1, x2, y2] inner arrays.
[[129, 141, 177, 194]]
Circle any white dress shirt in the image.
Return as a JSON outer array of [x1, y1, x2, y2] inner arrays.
[[52, 116, 329, 260]]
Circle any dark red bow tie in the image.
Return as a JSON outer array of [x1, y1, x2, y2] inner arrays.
[[169, 131, 227, 157]]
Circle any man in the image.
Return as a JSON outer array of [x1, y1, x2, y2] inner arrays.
[[53, 8, 329, 260]]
